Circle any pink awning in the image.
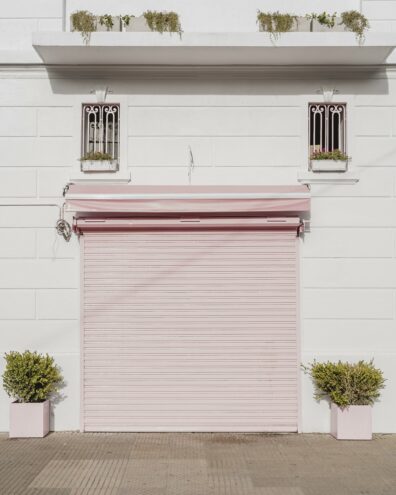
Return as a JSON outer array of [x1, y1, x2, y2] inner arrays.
[[65, 185, 310, 216]]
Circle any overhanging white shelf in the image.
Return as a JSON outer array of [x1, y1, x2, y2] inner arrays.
[[298, 170, 360, 185], [32, 32, 396, 66]]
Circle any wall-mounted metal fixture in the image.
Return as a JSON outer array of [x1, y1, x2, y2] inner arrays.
[[90, 87, 113, 104], [316, 87, 339, 103]]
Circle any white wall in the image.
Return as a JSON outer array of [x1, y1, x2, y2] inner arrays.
[[1, 66, 396, 432], [0, 0, 63, 52]]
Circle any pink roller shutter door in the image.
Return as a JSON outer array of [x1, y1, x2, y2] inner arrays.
[[81, 223, 299, 432]]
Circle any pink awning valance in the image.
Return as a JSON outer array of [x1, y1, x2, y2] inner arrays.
[[65, 185, 310, 216]]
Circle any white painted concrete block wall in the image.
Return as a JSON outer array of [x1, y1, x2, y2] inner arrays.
[[0, 0, 62, 52], [0, 0, 396, 433], [1, 68, 396, 432]]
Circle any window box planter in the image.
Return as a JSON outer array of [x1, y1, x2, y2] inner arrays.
[[259, 16, 311, 33], [311, 18, 345, 32], [122, 16, 151, 32], [81, 160, 118, 172], [295, 17, 312, 32], [331, 404, 372, 440], [96, 16, 121, 32], [310, 159, 348, 172], [10, 400, 50, 438]]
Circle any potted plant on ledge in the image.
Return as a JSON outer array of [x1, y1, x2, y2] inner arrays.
[[80, 151, 118, 172], [303, 360, 385, 440], [3, 351, 63, 438], [310, 149, 350, 172]]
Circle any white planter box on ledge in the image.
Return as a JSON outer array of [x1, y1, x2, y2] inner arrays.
[[81, 160, 118, 172], [330, 404, 372, 440], [122, 16, 151, 32], [312, 18, 346, 32], [311, 159, 348, 172], [10, 400, 50, 438]]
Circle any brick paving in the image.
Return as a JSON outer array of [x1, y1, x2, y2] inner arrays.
[[0, 433, 395, 495]]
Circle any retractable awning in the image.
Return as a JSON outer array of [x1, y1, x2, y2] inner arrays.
[[65, 185, 310, 215], [65, 185, 310, 234]]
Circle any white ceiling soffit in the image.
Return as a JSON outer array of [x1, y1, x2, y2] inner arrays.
[[32, 32, 396, 66]]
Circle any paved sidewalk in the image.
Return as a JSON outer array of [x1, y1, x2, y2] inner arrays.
[[0, 433, 395, 495]]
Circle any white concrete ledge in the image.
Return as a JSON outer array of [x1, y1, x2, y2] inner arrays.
[[32, 32, 396, 65], [298, 170, 360, 184]]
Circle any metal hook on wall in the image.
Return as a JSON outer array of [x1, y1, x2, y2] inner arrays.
[[56, 203, 72, 242]]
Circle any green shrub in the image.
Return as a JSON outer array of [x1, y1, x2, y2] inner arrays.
[[341, 11, 369, 41], [303, 360, 385, 408], [143, 11, 182, 35], [71, 10, 96, 44], [99, 14, 115, 31], [310, 149, 349, 161], [2, 351, 62, 403], [81, 151, 113, 161], [306, 12, 337, 29]]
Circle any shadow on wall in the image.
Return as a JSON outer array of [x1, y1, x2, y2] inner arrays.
[[45, 66, 390, 97], [50, 376, 67, 431]]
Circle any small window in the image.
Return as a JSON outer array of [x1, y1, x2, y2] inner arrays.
[[82, 103, 120, 161], [309, 103, 346, 155]]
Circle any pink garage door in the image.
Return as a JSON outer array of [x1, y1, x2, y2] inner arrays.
[[81, 222, 299, 432]]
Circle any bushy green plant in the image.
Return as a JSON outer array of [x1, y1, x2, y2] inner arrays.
[[303, 360, 385, 408], [307, 12, 337, 29], [2, 351, 62, 403], [81, 151, 114, 161], [99, 14, 115, 31], [257, 11, 297, 39], [310, 149, 349, 161], [71, 10, 96, 44], [341, 10, 369, 41], [143, 11, 182, 35], [121, 15, 134, 28]]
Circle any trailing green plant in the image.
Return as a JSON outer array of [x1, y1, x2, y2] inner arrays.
[[302, 360, 385, 408], [81, 151, 114, 161], [71, 10, 96, 44], [341, 10, 369, 41], [143, 11, 182, 35], [306, 12, 337, 29], [121, 14, 135, 28], [257, 11, 297, 39], [99, 14, 115, 31], [2, 351, 62, 403], [310, 149, 349, 161]]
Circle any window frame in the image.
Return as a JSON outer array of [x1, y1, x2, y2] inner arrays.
[[308, 102, 347, 157], [81, 102, 121, 162]]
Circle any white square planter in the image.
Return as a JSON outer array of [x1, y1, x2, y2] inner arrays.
[[81, 160, 118, 172], [10, 400, 50, 438], [295, 17, 312, 32], [311, 159, 348, 172], [122, 16, 151, 32], [331, 404, 372, 440], [312, 18, 346, 32]]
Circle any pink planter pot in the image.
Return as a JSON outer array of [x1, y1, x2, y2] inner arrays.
[[330, 403, 372, 440], [9, 400, 50, 438]]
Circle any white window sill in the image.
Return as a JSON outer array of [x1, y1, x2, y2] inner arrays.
[[69, 170, 131, 184], [297, 170, 360, 185]]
